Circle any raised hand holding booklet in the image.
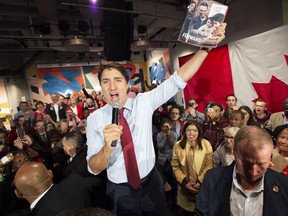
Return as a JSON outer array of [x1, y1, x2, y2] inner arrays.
[[178, 0, 228, 48]]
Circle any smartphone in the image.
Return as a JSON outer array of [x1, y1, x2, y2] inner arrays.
[[208, 108, 214, 112], [76, 126, 85, 132], [16, 128, 25, 140], [0, 153, 14, 165]]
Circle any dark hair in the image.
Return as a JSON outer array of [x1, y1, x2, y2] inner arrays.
[[34, 119, 45, 127], [211, 13, 225, 23], [97, 62, 129, 84], [209, 102, 223, 111], [169, 105, 182, 116], [273, 124, 288, 140], [187, 98, 197, 104], [160, 117, 171, 126], [63, 131, 84, 152], [225, 94, 237, 102], [238, 105, 260, 126], [179, 121, 203, 150], [230, 110, 244, 120], [200, 2, 208, 8], [35, 101, 44, 107], [0, 128, 8, 136], [189, 0, 196, 6], [17, 115, 24, 119], [13, 149, 31, 159]]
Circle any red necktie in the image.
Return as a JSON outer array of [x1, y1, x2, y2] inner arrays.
[[119, 108, 141, 189]]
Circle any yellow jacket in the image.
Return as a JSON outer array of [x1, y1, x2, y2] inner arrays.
[[172, 138, 213, 212]]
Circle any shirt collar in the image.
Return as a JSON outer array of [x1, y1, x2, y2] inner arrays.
[[232, 164, 264, 194], [30, 184, 53, 210]]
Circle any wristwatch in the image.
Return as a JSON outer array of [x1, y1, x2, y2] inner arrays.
[[199, 47, 211, 53]]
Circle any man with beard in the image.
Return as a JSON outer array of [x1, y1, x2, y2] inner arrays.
[[195, 126, 288, 216], [266, 98, 288, 131]]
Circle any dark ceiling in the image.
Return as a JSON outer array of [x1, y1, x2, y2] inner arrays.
[[0, 0, 284, 77], [0, 0, 191, 76]]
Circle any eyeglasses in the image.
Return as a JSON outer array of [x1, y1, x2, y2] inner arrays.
[[186, 128, 198, 133], [188, 103, 195, 107]]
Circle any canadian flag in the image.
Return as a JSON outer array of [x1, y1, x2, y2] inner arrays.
[[180, 25, 288, 113]]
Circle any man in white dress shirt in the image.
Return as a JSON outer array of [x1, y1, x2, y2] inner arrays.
[[86, 25, 227, 216]]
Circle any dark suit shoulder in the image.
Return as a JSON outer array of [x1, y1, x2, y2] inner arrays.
[[204, 163, 234, 182], [265, 168, 288, 188]]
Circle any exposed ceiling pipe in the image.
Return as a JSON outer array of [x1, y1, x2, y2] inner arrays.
[[61, 2, 183, 21], [27, 0, 35, 36], [0, 35, 103, 41]]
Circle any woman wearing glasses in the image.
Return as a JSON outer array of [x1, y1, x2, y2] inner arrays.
[[213, 126, 240, 168]]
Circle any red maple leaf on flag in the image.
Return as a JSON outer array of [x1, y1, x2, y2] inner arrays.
[[252, 54, 288, 113], [252, 75, 288, 113], [285, 54, 288, 65]]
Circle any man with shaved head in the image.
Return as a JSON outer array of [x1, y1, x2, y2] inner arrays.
[[14, 162, 103, 216], [195, 126, 288, 215]]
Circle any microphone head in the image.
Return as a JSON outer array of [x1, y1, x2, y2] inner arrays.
[[112, 102, 120, 109]]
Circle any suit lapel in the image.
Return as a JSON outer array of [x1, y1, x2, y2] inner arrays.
[[32, 185, 57, 213], [263, 169, 281, 216], [219, 164, 234, 214]]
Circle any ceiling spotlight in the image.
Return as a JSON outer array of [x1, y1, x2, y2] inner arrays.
[[58, 20, 70, 35]]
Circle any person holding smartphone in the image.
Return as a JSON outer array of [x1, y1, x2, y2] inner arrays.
[[184, 98, 205, 124]]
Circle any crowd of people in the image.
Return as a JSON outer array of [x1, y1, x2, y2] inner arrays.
[[1, 21, 288, 216], [0, 90, 109, 215]]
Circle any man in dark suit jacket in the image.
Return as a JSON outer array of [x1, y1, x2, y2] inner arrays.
[[14, 162, 102, 216], [61, 131, 91, 178], [195, 126, 288, 216], [61, 131, 109, 210], [45, 93, 67, 123]]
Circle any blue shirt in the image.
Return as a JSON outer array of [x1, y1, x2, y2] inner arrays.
[[86, 71, 186, 184]]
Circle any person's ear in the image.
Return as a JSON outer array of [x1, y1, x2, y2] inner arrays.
[[48, 169, 53, 179], [269, 161, 274, 168], [14, 188, 24, 199]]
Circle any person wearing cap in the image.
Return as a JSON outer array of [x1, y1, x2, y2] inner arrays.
[[195, 126, 288, 216], [271, 124, 288, 176]]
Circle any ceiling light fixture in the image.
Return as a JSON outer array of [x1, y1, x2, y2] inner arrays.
[[63, 37, 90, 52], [130, 25, 151, 52]]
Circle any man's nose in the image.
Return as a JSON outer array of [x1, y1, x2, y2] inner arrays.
[[249, 165, 258, 176], [110, 80, 116, 89]]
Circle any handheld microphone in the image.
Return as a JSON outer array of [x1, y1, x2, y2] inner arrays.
[[111, 102, 120, 147]]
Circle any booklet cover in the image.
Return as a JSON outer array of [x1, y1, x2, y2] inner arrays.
[[178, 0, 228, 48]]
